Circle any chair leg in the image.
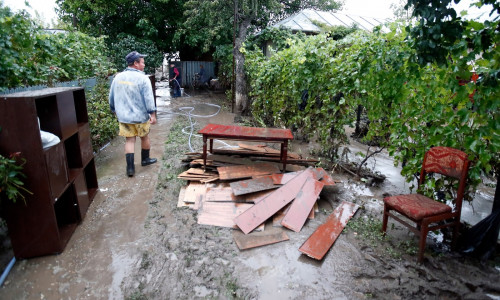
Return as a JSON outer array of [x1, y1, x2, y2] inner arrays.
[[451, 220, 460, 250], [382, 204, 389, 235], [418, 225, 429, 263]]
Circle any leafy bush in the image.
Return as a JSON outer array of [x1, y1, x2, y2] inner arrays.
[[87, 77, 118, 152], [245, 20, 499, 199], [0, 3, 115, 91], [0, 152, 31, 204], [108, 33, 163, 75]]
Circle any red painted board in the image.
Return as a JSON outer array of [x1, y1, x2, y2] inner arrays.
[[199, 123, 294, 140], [299, 201, 359, 260], [316, 168, 336, 186], [234, 168, 319, 234], [272, 204, 291, 227], [230, 176, 277, 196], [281, 178, 324, 232], [271, 171, 300, 185]]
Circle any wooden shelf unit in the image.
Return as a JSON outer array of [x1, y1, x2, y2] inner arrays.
[[0, 87, 98, 259]]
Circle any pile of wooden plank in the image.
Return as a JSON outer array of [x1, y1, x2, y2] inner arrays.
[[177, 160, 359, 260], [182, 143, 319, 173]]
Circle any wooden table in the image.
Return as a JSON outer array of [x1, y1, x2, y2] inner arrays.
[[198, 124, 294, 172]]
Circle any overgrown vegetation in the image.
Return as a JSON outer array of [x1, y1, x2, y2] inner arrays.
[[245, 6, 499, 200], [0, 152, 31, 204], [0, 3, 114, 91], [86, 77, 118, 152]]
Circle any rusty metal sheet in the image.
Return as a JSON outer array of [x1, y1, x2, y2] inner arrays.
[[230, 176, 278, 196], [199, 123, 294, 140], [299, 201, 359, 260], [281, 178, 324, 232], [234, 168, 320, 234], [233, 230, 289, 250], [217, 162, 280, 180], [316, 167, 336, 186]]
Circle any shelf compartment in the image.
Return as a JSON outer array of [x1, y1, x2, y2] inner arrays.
[[78, 123, 93, 166], [84, 158, 99, 201], [35, 91, 78, 140], [73, 89, 89, 124], [54, 185, 80, 251], [64, 133, 83, 169], [44, 142, 69, 200], [74, 171, 90, 220]]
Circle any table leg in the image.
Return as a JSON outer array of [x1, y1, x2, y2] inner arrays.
[[203, 135, 208, 170], [281, 140, 288, 172], [209, 138, 214, 153]]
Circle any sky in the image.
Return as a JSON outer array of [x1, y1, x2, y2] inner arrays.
[[1, 0, 497, 25]]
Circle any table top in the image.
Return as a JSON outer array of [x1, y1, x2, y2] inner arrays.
[[199, 124, 293, 140]]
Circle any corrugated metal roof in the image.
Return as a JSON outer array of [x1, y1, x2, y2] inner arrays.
[[272, 9, 390, 33]]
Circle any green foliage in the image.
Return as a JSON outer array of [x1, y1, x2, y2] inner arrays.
[[86, 77, 118, 152], [0, 2, 115, 91], [57, 0, 183, 54], [245, 33, 354, 159], [246, 13, 499, 200], [108, 33, 163, 74], [0, 152, 31, 204], [213, 44, 234, 88], [0, 5, 38, 89], [246, 27, 306, 53]]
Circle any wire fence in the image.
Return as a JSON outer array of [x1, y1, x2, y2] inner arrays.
[[0, 76, 115, 95]]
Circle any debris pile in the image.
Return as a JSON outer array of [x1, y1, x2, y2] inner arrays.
[[177, 146, 358, 260]]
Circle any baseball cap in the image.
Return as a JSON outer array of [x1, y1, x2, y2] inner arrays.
[[125, 51, 147, 65]]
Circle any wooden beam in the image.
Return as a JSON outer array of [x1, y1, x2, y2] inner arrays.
[[299, 201, 359, 260]]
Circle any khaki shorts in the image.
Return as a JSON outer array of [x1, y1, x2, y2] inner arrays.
[[119, 122, 150, 138]]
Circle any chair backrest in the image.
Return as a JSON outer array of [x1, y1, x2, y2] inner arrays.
[[422, 147, 469, 179], [420, 146, 470, 211]]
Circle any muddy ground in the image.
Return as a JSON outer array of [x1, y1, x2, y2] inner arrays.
[[0, 85, 499, 299]]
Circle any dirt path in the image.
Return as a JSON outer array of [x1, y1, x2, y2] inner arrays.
[[0, 87, 499, 299]]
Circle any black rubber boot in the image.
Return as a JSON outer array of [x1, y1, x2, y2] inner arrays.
[[141, 149, 157, 166], [126, 153, 135, 177]]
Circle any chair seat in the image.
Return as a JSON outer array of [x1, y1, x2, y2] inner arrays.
[[384, 194, 452, 220]]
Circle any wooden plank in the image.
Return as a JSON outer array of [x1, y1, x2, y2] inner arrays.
[[183, 182, 206, 204], [281, 178, 324, 232], [230, 176, 278, 196], [217, 162, 280, 180], [316, 167, 336, 186], [197, 202, 253, 228], [271, 171, 300, 185], [299, 201, 359, 260], [197, 202, 265, 231], [208, 154, 254, 165], [233, 230, 289, 250], [176, 185, 192, 208], [234, 168, 319, 234], [238, 143, 267, 152], [272, 204, 291, 227], [251, 156, 319, 163]]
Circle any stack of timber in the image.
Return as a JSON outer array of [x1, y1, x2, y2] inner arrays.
[[183, 143, 319, 171], [177, 159, 358, 260]]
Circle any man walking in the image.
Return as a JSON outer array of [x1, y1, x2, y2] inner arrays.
[[109, 51, 157, 177]]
